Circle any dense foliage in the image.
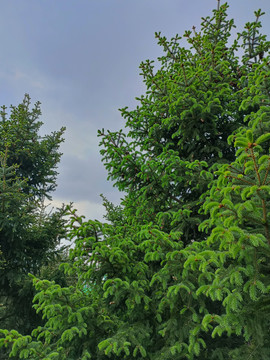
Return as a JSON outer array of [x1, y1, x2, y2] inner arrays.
[[1, 3, 270, 359], [0, 94, 65, 199], [0, 95, 68, 339]]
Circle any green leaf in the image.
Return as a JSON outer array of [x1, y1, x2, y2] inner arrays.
[[246, 130, 253, 143], [255, 133, 270, 145]]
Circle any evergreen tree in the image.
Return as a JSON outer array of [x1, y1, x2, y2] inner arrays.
[[1, 3, 270, 359], [0, 94, 65, 199], [99, 1, 252, 244], [0, 95, 68, 339]]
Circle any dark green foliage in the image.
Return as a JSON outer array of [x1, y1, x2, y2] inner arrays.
[[0, 96, 68, 341], [1, 3, 270, 359], [0, 94, 65, 199]]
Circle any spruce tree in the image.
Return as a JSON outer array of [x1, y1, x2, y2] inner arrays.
[[0, 95, 67, 339], [0, 94, 65, 199], [1, 3, 270, 360]]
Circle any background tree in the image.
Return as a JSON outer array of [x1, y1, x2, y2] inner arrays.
[[1, 3, 270, 360], [0, 94, 65, 199], [0, 95, 68, 340]]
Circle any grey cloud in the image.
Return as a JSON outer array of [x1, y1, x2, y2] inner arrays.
[[55, 153, 111, 202]]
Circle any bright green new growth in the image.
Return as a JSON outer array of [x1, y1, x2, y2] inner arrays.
[[1, 3, 270, 359]]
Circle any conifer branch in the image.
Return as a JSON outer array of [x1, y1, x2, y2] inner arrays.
[[262, 160, 270, 185], [261, 199, 270, 245], [250, 147, 261, 184], [228, 175, 254, 186]]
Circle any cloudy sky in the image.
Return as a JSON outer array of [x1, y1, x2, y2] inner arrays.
[[0, 0, 270, 221]]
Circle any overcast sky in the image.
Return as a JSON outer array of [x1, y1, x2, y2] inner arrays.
[[1, 0, 270, 221]]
